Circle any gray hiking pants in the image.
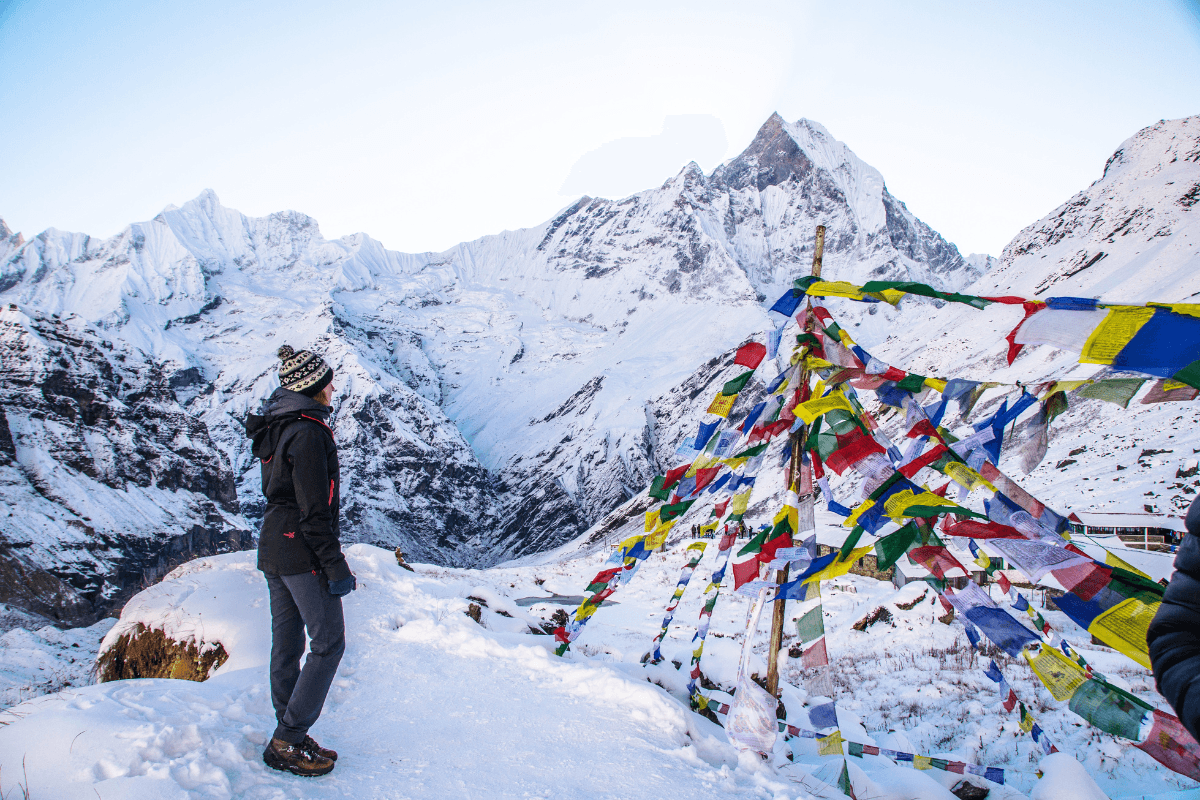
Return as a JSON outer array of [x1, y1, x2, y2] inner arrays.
[[266, 571, 346, 743]]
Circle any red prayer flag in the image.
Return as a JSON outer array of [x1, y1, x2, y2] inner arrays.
[[824, 431, 886, 475], [734, 341, 767, 370], [980, 296, 1028, 305], [943, 519, 1024, 539], [1136, 709, 1200, 781], [851, 374, 889, 390], [1005, 301, 1047, 364], [713, 499, 730, 518], [882, 366, 907, 382], [554, 626, 569, 643], [946, 761, 965, 774], [718, 532, 736, 550], [1051, 561, 1111, 601], [899, 445, 950, 478], [732, 558, 761, 589], [663, 463, 691, 490], [758, 532, 793, 564], [590, 566, 623, 585], [863, 745, 881, 756], [1003, 689, 1017, 713], [694, 466, 721, 492], [910, 546, 970, 580], [802, 637, 829, 668], [998, 572, 1012, 594], [906, 419, 939, 439]]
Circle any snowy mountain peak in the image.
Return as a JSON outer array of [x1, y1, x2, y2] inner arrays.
[[985, 114, 1200, 301]]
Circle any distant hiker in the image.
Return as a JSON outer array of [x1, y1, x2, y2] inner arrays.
[[1148, 495, 1200, 741], [245, 344, 355, 777]]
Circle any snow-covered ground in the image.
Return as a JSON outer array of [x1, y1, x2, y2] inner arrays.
[[0, 605, 114, 711], [0, 530, 1193, 799]]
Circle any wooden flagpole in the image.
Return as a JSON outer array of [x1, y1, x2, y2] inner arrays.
[[766, 224, 825, 697]]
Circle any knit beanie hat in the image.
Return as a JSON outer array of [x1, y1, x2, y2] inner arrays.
[[276, 344, 333, 397]]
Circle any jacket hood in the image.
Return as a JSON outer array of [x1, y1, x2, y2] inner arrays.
[[261, 387, 331, 419]]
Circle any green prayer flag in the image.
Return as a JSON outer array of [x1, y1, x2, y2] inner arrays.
[[838, 759, 854, 797], [1173, 359, 1200, 390], [660, 499, 695, 522], [896, 373, 927, 394], [722, 370, 754, 397], [1043, 390, 1069, 424], [585, 580, 609, 593], [875, 523, 919, 570], [738, 528, 769, 556], [649, 475, 669, 501], [734, 442, 769, 459], [824, 408, 862, 436], [839, 526, 865, 560], [930, 758, 949, 771], [1075, 379, 1146, 409], [796, 606, 825, 643], [848, 742, 864, 758], [1068, 678, 1151, 741]]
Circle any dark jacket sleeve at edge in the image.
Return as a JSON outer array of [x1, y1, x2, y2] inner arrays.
[[1148, 532, 1200, 743], [286, 424, 352, 582]]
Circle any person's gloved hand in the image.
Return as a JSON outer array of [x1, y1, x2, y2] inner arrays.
[[329, 575, 357, 597]]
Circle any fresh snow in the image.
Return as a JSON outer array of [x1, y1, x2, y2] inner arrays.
[[3, 531, 1196, 798]]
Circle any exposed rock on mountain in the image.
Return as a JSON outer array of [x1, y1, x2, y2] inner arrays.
[[0, 306, 250, 624]]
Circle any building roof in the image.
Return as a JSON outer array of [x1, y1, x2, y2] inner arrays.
[[1068, 511, 1187, 532]]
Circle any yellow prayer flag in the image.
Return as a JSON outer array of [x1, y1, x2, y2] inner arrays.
[[1088, 598, 1159, 669], [914, 755, 932, 770], [843, 498, 875, 529], [1104, 551, 1153, 581], [817, 730, 845, 756], [1024, 645, 1089, 701], [805, 356, 835, 370], [730, 489, 753, 515], [721, 456, 749, 470], [1051, 379, 1091, 394], [1149, 302, 1200, 319], [1019, 711, 1035, 733], [686, 541, 708, 554], [807, 281, 866, 300], [645, 509, 660, 533], [812, 378, 826, 400], [575, 602, 599, 621], [877, 288, 906, 305], [707, 392, 736, 417], [944, 462, 995, 493], [883, 490, 956, 521], [619, 534, 646, 558], [803, 545, 874, 584], [923, 377, 948, 393], [795, 392, 855, 425], [700, 521, 719, 535], [646, 519, 676, 550], [1164, 379, 1191, 391], [1080, 307, 1157, 365], [773, 503, 799, 535]]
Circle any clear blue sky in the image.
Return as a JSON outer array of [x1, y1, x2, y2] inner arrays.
[[1, 0, 1197, 258]]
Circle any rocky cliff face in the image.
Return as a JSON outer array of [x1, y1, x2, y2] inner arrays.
[[0, 306, 250, 624], [0, 113, 987, 598]]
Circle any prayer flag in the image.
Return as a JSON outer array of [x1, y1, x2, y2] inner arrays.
[[722, 370, 754, 397], [734, 341, 767, 369], [708, 392, 735, 417]]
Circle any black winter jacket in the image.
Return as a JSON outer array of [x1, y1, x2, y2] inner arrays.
[[247, 388, 352, 581], [1148, 496, 1200, 742]]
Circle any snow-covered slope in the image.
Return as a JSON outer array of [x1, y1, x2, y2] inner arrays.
[[0, 114, 982, 587], [0, 540, 1187, 798]]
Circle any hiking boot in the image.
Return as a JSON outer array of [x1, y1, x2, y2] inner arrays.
[[302, 734, 337, 761], [263, 737, 335, 777]]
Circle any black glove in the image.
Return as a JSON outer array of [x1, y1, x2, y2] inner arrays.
[[329, 575, 357, 597]]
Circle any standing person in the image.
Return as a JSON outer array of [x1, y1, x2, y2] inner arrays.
[[1148, 496, 1200, 741], [246, 344, 356, 777]]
